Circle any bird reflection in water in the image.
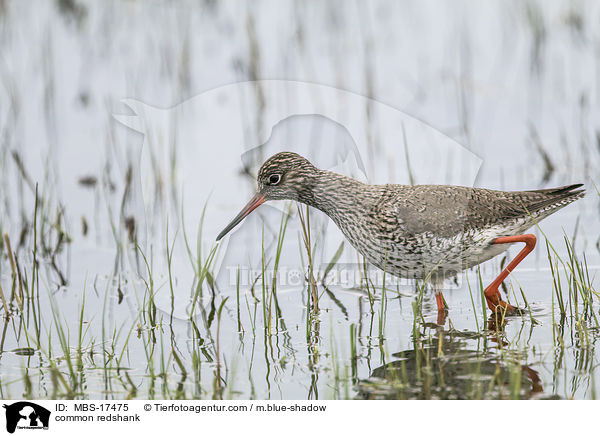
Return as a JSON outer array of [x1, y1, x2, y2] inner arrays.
[[355, 322, 546, 400]]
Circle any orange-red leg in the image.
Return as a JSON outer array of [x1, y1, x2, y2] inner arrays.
[[435, 292, 446, 311], [484, 234, 536, 313], [435, 292, 447, 325]]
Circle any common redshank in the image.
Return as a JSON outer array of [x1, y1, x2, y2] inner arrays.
[[216, 152, 584, 317]]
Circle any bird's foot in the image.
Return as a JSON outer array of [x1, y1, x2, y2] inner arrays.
[[495, 304, 526, 316], [489, 299, 525, 316], [484, 286, 524, 316]]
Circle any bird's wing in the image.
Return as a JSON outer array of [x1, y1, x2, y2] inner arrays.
[[387, 185, 488, 238], [367, 185, 582, 240]]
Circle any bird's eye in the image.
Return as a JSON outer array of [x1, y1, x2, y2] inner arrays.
[[268, 174, 281, 185]]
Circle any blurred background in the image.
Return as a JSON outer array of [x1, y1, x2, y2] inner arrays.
[[0, 0, 598, 399]]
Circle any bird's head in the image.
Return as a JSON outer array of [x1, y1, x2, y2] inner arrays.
[[216, 152, 317, 240]]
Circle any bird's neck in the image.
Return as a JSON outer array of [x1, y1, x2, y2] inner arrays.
[[299, 169, 374, 222]]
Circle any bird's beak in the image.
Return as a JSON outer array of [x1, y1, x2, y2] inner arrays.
[[216, 193, 266, 241]]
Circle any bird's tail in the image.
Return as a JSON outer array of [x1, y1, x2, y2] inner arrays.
[[523, 183, 585, 218]]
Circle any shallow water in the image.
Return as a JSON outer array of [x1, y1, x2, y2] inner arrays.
[[0, 1, 598, 400]]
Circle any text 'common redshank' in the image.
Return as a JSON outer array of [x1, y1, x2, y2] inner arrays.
[[217, 152, 584, 319]]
